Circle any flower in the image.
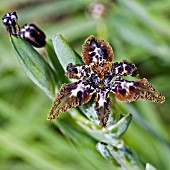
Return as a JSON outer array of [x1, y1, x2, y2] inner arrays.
[[48, 35, 165, 127]]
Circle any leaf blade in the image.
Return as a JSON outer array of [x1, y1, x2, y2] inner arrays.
[[52, 33, 83, 72], [11, 35, 56, 99]]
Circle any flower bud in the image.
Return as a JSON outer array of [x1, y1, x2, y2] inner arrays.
[[2, 12, 20, 36], [20, 23, 46, 48]]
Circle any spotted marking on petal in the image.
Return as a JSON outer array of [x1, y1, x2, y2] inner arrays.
[[112, 60, 138, 77], [82, 35, 114, 65], [111, 77, 165, 103], [94, 89, 110, 127], [47, 81, 94, 120], [66, 63, 90, 79]]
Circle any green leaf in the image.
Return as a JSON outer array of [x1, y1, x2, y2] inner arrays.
[[11, 35, 56, 99], [45, 38, 69, 87], [52, 33, 83, 72]]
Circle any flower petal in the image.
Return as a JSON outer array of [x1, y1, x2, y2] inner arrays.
[[66, 63, 90, 79], [48, 80, 94, 120], [112, 60, 138, 77], [82, 35, 114, 65], [111, 77, 165, 103], [94, 89, 111, 127]]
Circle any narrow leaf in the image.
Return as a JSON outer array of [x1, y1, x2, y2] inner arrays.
[[11, 35, 56, 99], [45, 38, 69, 87], [52, 33, 83, 72]]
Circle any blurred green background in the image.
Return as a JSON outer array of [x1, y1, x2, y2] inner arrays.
[[0, 0, 170, 169]]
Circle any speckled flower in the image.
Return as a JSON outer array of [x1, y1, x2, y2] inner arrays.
[[48, 35, 165, 127], [2, 12, 20, 36]]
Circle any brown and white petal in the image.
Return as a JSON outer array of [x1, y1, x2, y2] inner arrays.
[[66, 63, 90, 79], [47, 80, 94, 120], [82, 35, 114, 65], [94, 89, 111, 127], [112, 60, 138, 77], [111, 77, 165, 103]]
